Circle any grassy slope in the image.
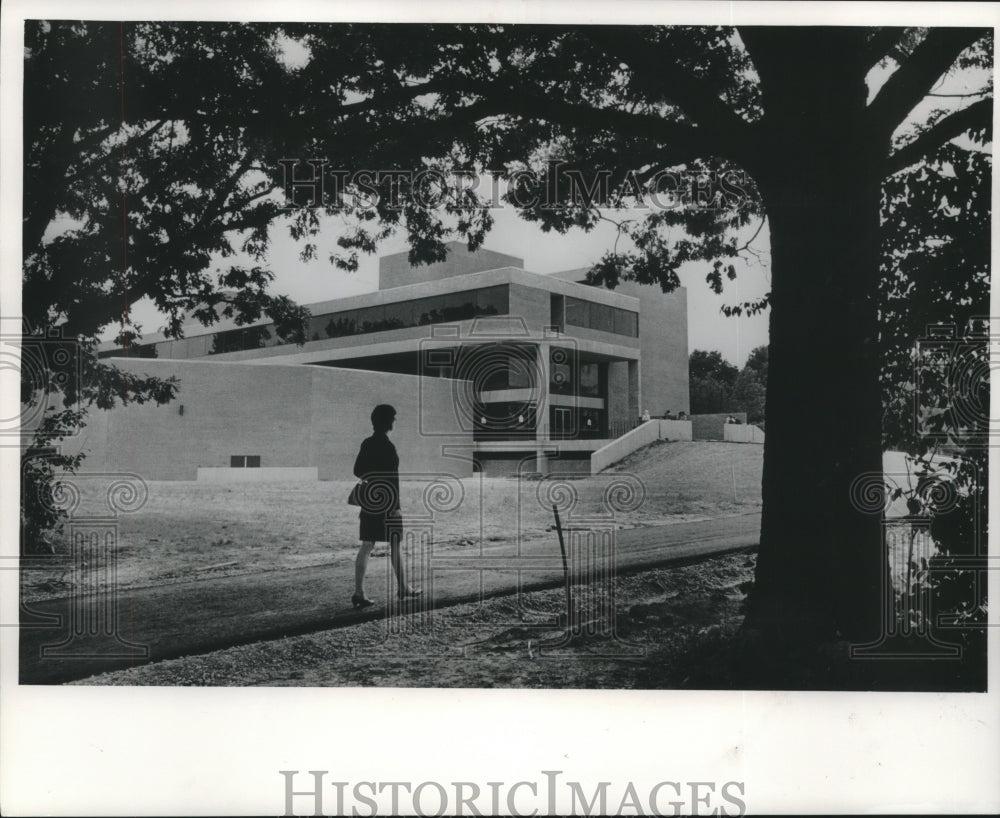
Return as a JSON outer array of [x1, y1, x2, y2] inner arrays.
[[25, 441, 763, 598]]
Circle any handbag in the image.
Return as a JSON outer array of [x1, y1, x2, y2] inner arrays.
[[348, 480, 365, 506]]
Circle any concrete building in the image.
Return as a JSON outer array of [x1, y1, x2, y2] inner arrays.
[[89, 242, 689, 479]]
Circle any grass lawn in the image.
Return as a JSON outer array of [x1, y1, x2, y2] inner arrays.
[[24, 441, 763, 600]]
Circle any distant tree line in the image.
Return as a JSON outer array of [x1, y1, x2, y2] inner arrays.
[[689, 346, 767, 424]]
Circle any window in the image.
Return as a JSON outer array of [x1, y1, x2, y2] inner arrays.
[[614, 307, 639, 337], [187, 334, 210, 357], [383, 299, 415, 329], [591, 303, 615, 333], [565, 297, 590, 329], [243, 326, 271, 350], [437, 292, 477, 323], [358, 305, 387, 333], [580, 408, 604, 438], [325, 310, 358, 338], [564, 296, 637, 337], [579, 363, 601, 397], [210, 330, 244, 355], [230, 455, 261, 468], [193, 286, 510, 355], [473, 402, 536, 440], [550, 293, 565, 330], [476, 285, 508, 316]]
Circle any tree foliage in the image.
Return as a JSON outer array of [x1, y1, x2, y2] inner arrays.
[[689, 347, 767, 422]]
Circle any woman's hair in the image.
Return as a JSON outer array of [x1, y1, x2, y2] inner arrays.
[[371, 404, 397, 432]]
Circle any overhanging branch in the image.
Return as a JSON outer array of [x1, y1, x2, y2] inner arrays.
[[885, 97, 993, 175], [862, 27, 907, 72], [867, 27, 990, 139], [586, 27, 755, 161]]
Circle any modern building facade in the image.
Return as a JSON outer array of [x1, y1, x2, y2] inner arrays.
[[89, 242, 689, 478]]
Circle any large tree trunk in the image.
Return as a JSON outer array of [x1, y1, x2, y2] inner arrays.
[[744, 36, 890, 647]]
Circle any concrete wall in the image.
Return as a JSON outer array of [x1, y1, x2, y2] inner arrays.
[[606, 362, 631, 426], [724, 424, 765, 444], [65, 358, 473, 481], [507, 282, 553, 332], [379, 242, 524, 290], [691, 412, 747, 441], [197, 467, 318, 482], [590, 418, 694, 474], [659, 419, 694, 441], [614, 281, 689, 418], [591, 420, 659, 474]]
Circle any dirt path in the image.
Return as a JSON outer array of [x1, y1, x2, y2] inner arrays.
[[72, 552, 759, 688], [22, 513, 759, 684]]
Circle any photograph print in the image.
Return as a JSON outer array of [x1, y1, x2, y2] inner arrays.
[[13, 14, 993, 694]]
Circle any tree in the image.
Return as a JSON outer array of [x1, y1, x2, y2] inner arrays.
[[731, 367, 766, 425], [743, 345, 769, 387], [23, 23, 992, 657], [689, 375, 731, 415], [689, 349, 739, 413], [689, 349, 740, 387], [21, 22, 315, 550]]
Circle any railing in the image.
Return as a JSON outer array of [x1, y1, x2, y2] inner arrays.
[[607, 418, 642, 439]]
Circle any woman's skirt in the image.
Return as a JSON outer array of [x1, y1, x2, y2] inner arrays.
[[359, 510, 403, 544]]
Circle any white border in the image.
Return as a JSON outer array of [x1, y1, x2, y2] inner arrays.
[[2, 2, 998, 815]]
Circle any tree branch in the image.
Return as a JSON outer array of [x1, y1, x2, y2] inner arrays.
[[327, 85, 714, 168], [862, 27, 907, 72], [884, 97, 993, 175], [585, 27, 755, 160], [867, 27, 990, 139]]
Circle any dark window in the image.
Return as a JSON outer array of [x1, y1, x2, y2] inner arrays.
[[383, 299, 415, 329], [579, 363, 600, 397], [565, 297, 590, 329], [210, 330, 245, 355], [550, 405, 576, 439], [198, 286, 510, 353], [435, 291, 475, 323], [325, 310, 358, 338], [550, 293, 565, 330], [591, 303, 615, 334], [358, 305, 387, 333], [614, 308, 638, 337], [243, 326, 271, 350], [565, 296, 637, 337], [580, 408, 605, 438], [473, 401, 536, 440], [476, 285, 508, 316], [231, 455, 261, 467]]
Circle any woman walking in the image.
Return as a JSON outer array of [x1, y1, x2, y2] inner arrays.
[[351, 404, 421, 607]]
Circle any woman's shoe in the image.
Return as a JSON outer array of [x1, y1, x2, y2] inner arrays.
[[351, 593, 375, 609], [398, 588, 423, 600]]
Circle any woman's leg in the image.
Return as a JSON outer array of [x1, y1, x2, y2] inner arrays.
[[354, 540, 375, 597], [390, 535, 421, 597], [389, 538, 407, 593]]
